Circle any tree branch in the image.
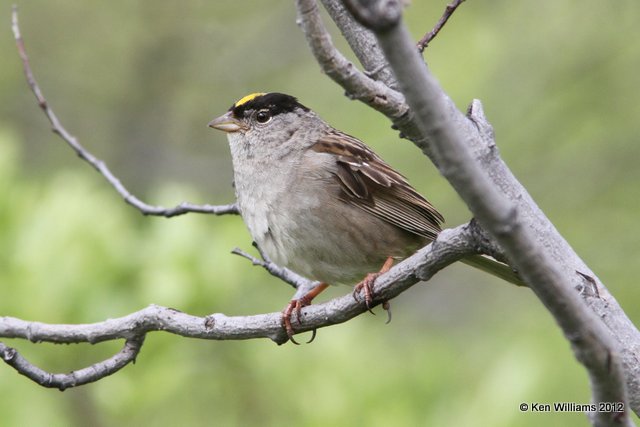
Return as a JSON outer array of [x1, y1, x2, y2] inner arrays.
[[341, 1, 633, 425], [308, 0, 444, 160], [416, 0, 466, 53], [0, 337, 144, 391], [231, 244, 321, 298], [1, 224, 480, 388], [295, 0, 408, 120], [11, 6, 238, 219], [319, 0, 397, 87]]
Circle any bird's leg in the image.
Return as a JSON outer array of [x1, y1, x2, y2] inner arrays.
[[282, 282, 329, 344], [353, 256, 394, 319]]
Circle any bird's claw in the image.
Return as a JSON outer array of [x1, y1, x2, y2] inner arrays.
[[353, 272, 378, 314], [353, 273, 392, 322], [281, 298, 317, 345]]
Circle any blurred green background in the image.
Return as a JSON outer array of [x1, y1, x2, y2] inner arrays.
[[1, 1, 639, 426]]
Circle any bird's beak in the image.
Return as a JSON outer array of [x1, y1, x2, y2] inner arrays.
[[208, 111, 246, 133]]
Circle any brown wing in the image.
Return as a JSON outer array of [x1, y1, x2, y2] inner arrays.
[[311, 130, 444, 240]]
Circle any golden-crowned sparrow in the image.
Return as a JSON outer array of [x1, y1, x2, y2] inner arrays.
[[209, 92, 519, 341]]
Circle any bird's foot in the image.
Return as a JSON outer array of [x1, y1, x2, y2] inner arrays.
[[352, 272, 379, 314], [281, 283, 329, 344], [352, 256, 394, 321]]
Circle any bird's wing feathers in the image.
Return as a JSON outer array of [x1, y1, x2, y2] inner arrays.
[[311, 131, 444, 239]]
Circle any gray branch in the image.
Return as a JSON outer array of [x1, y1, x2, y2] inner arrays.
[[312, 0, 440, 159], [231, 244, 322, 299], [0, 337, 144, 391], [11, 6, 238, 219], [416, 0, 466, 53], [295, 0, 407, 120], [338, 0, 635, 425], [1, 224, 480, 388]]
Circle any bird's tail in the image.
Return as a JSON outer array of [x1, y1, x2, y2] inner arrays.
[[460, 254, 526, 286]]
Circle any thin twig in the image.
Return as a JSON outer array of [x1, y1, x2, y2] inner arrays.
[[231, 246, 316, 291], [11, 6, 238, 219], [416, 0, 465, 53]]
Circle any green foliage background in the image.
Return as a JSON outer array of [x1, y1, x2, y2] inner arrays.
[[1, 1, 639, 426]]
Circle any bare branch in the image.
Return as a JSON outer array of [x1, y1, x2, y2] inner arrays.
[[319, 0, 396, 87], [342, 1, 633, 425], [464, 100, 640, 418], [0, 337, 144, 390], [302, 0, 440, 160], [1, 224, 480, 388], [416, 0, 466, 53], [295, 0, 408, 120], [0, 225, 478, 347], [11, 6, 238, 219], [231, 244, 318, 293]]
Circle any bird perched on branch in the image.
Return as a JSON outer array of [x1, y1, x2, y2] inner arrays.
[[209, 92, 520, 343]]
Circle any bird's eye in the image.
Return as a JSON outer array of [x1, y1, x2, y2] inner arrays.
[[256, 110, 272, 124]]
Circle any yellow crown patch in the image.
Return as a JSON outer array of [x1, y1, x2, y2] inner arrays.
[[234, 93, 266, 107]]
